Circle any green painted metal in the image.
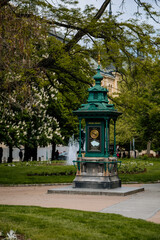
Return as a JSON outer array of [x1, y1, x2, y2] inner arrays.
[[77, 161, 81, 171], [73, 64, 122, 158], [105, 119, 110, 157], [73, 65, 119, 117], [78, 118, 82, 157], [113, 119, 117, 157], [85, 120, 105, 157]]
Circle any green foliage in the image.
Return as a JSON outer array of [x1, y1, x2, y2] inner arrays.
[[118, 160, 148, 174], [0, 205, 160, 240], [1, 0, 160, 153], [138, 155, 151, 160], [0, 6, 54, 149], [114, 59, 160, 151], [0, 4, 93, 151], [119, 158, 160, 183]]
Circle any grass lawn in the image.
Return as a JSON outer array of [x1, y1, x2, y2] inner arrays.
[[0, 161, 76, 185], [0, 158, 160, 185], [0, 205, 160, 240]]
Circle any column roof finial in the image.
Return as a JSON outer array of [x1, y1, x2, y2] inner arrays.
[[98, 52, 101, 65]]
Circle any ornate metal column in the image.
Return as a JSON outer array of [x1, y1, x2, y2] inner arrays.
[[105, 119, 110, 157], [108, 119, 110, 156], [73, 60, 122, 189], [78, 118, 82, 158], [113, 119, 117, 157]]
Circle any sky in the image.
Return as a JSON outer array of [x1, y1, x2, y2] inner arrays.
[[48, 0, 160, 29], [78, 0, 160, 29]]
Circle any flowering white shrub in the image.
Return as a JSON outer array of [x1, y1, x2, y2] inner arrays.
[[118, 161, 153, 174]]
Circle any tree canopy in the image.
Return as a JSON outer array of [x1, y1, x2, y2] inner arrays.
[[0, 0, 160, 160]]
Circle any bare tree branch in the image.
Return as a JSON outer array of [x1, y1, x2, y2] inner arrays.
[[134, 0, 160, 23], [64, 0, 111, 52]]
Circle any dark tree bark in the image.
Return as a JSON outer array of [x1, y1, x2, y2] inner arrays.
[[7, 144, 13, 163], [24, 144, 37, 161], [24, 145, 30, 161], [51, 141, 56, 160], [147, 141, 151, 156], [0, 147, 3, 163], [0, 0, 10, 8]]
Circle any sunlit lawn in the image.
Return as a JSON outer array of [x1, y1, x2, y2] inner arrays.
[[0, 160, 160, 239], [0, 205, 160, 240]]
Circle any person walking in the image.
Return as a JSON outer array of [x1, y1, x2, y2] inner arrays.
[[55, 150, 59, 160], [19, 150, 23, 161]]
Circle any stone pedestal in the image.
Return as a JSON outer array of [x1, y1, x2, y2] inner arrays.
[[72, 157, 121, 189]]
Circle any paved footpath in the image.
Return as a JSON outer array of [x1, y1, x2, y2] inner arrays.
[[0, 183, 160, 224], [101, 184, 160, 223]]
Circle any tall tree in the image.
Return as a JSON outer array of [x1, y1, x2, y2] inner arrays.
[[0, 3, 93, 161], [0, 0, 160, 159], [112, 58, 160, 153]]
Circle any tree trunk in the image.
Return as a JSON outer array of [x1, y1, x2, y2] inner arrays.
[[24, 145, 30, 161], [0, 147, 3, 163], [31, 146, 37, 161], [147, 141, 151, 156], [51, 142, 56, 160], [24, 144, 37, 161], [8, 144, 13, 163]]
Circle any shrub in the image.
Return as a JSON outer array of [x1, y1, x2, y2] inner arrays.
[[118, 161, 151, 174]]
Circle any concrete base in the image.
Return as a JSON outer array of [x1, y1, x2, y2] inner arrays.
[[73, 175, 121, 189], [48, 185, 144, 196]]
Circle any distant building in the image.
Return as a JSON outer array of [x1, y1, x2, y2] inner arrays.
[[90, 59, 121, 97], [101, 71, 121, 97]]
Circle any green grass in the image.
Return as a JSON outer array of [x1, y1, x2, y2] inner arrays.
[[0, 161, 76, 185], [0, 158, 160, 185], [0, 205, 160, 240]]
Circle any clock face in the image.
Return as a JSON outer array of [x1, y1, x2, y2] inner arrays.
[[90, 129, 99, 139], [88, 126, 101, 152]]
